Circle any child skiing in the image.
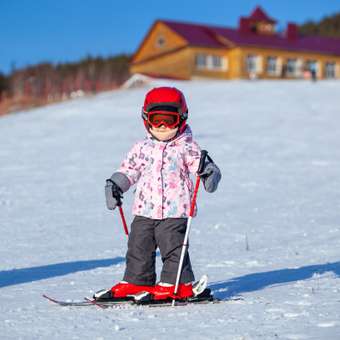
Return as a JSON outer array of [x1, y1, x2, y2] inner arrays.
[[99, 86, 221, 302]]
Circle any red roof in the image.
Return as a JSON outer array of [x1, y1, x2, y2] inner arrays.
[[162, 19, 340, 57], [162, 20, 225, 49], [249, 6, 277, 23]]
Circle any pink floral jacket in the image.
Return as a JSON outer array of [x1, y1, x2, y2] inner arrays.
[[118, 126, 201, 219]]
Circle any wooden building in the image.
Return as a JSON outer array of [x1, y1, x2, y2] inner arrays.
[[130, 6, 340, 80]]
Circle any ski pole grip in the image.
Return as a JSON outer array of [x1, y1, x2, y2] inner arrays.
[[197, 150, 208, 175]]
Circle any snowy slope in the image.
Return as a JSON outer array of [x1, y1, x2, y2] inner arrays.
[[1, 79, 340, 340]]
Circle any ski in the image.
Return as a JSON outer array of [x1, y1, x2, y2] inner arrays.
[[148, 297, 220, 308], [43, 288, 218, 308], [43, 275, 231, 308], [43, 294, 134, 307], [132, 288, 217, 306], [83, 297, 133, 308], [42, 294, 94, 307], [43, 291, 243, 308]]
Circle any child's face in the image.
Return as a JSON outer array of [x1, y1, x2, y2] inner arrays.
[[150, 125, 179, 141]]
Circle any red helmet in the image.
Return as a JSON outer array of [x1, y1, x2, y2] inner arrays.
[[142, 87, 188, 132]]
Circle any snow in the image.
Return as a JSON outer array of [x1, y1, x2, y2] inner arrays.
[[1, 79, 340, 339]]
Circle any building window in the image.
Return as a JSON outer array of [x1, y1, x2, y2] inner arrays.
[[246, 55, 257, 73], [286, 58, 297, 76], [212, 55, 223, 69], [156, 35, 166, 48], [195, 54, 226, 71], [266, 56, 277, 75], [325, 62, 336, 79], [195, 54, 207, 69]]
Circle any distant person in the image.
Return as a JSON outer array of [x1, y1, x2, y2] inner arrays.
[[311, 69, 317, 82], [249, 71, 258, 80], [303, 68, 311, 80], [97, 87, 221, 302]]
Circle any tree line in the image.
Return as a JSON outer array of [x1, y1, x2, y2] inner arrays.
[[1, 11, 340, 115], [0, 54, 130, 115], [298, 12, 340, 38]]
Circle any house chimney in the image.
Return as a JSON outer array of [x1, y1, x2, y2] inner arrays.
[[286, 23, 298, 40]]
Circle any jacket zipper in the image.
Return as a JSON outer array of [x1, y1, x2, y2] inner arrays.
[[160, 142, 168, 219]]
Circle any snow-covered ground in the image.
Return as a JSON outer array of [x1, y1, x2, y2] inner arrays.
[[1, 79, 340, 340]]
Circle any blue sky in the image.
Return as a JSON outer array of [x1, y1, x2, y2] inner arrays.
[[1, 0, 339, 74]]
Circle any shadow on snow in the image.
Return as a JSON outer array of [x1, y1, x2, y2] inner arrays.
[[0, 257, 125, 288], [209, 261, 340, 300], [2, 258, 339, 296]]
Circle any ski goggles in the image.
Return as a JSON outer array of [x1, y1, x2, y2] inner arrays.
[[147, 111, 180, 129]]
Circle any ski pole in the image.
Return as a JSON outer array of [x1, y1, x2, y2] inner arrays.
[[117, 204, 129, 236], [172, 150, 208, 306]]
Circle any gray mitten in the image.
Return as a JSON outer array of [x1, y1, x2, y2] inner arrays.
[[199, 161, 221, 193], [105, 172, 131, 210], [105, 180, 121, 210]]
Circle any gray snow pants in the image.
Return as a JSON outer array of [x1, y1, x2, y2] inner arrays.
[[123, 216, 195, 285]]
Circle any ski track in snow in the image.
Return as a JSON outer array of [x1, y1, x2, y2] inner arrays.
[[1, 79, 340, 339]]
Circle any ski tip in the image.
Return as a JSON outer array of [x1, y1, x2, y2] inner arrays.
[[42, 294, 57, 303]]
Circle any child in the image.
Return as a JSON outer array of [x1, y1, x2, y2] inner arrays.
[[101, 87, 221, 301]]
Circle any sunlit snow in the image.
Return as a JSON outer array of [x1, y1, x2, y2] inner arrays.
[[1, 79, 340, 339]]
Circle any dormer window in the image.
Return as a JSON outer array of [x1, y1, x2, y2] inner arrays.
[[258, 22, 275, 34], [239, 6, 277, 35], [156, 35, 166, 48]]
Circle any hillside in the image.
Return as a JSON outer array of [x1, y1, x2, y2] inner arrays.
[[1, 79, 340, 339]]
